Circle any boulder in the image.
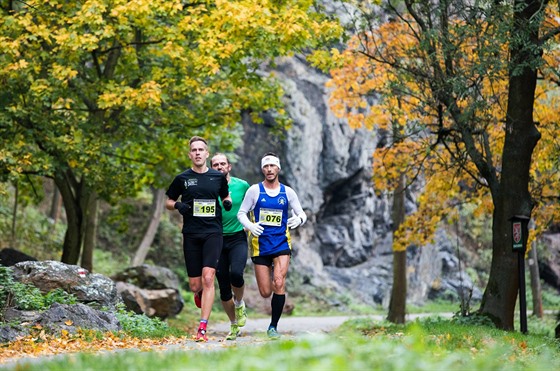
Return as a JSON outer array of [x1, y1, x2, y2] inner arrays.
[[406, 229, 482, 306], [0, 304, 120, 343], [2, 308, 42, 323], [112, 265, 181, 291], [116, 282, 183, 319], [538, 234, 560, 289], [0, 324, 30, 343], [0, 248, 37, 266], [12, 260, 121, 309], [38, 303, 120, 333], [112, 265, 184, 319]]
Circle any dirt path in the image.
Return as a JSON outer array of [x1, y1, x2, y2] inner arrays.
[[159, 314, 375, 352], [211, 315, 368, 336], [185, 312, 454, 345], [212, 312, 454, 335]]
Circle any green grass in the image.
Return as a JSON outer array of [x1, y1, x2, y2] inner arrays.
[[408, 299, 461, 314], [10, 317, 559, 370]]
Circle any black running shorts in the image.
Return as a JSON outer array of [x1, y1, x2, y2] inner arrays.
[[251, 248, 291, 267], [182, 232, 223, 277]]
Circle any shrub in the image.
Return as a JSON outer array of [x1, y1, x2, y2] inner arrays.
[[0, 266, 79, 313], [451, 311, 495, 327], [114, 303, 182, 338]]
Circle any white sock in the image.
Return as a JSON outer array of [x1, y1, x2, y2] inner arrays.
[[234, 299, 244, 307]]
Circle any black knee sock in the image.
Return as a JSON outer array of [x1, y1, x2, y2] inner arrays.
[[270, 293, 285, 329]]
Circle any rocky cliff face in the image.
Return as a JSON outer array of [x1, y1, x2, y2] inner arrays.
[[233, 55, 481, 308]]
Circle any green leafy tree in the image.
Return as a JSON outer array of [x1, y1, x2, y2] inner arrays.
[[0, 0, 342, 266]]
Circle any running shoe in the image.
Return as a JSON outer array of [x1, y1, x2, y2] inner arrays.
[[267, 327, 280, 340], [235, 302, 247, 327], [194, 290, 202, 308], [225, 324, 240, 340], [195, 327, 208, 342]]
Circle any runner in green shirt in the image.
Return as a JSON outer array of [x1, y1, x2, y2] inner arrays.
[[211, 153, 250, 340]]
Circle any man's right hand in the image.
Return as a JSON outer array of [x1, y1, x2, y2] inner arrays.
[[247, 221, 264, 237], [174, 202, 190, 215]]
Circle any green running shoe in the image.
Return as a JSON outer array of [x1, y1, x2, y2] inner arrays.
[[267, 327, 280, 340], [235, 302, 247, 327], [226, 324, 240, 340]]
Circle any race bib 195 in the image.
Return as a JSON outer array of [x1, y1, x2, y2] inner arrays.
[[193, 199, 216, 217]]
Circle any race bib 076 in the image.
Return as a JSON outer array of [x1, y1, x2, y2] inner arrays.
[[259, 208, 283, 226]]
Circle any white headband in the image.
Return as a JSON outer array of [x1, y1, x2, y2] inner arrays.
[[261, 155, 281, 169]]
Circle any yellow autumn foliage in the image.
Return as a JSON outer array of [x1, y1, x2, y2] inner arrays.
[[0, 0, 342, 182], [327, 5, 560, 251], [0, 329, 186, 365]]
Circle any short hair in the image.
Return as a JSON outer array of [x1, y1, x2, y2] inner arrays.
[[211, 152, 230, 166], [189, 136, 208, 147], [262, 152, 278, 159]]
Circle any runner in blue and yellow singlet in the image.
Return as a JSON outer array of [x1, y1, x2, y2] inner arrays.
[[237, 152, 307, 339]]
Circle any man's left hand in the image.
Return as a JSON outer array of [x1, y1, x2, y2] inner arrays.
[[287, 210, 302, 229]]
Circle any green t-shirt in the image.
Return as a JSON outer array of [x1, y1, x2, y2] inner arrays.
[[221, 176, 250, 235]]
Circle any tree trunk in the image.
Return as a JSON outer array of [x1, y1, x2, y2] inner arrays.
[[387, 173, 406, 324], [388, 250, 407, 323], [479, 0, 542, 330], [81, 192, 98, 272], [49, 184, 62, 223], [131, 188, 166, 267], [528, 242, 543, 318], [54, 169, 92, 265], [11, 181, 18, 247]]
